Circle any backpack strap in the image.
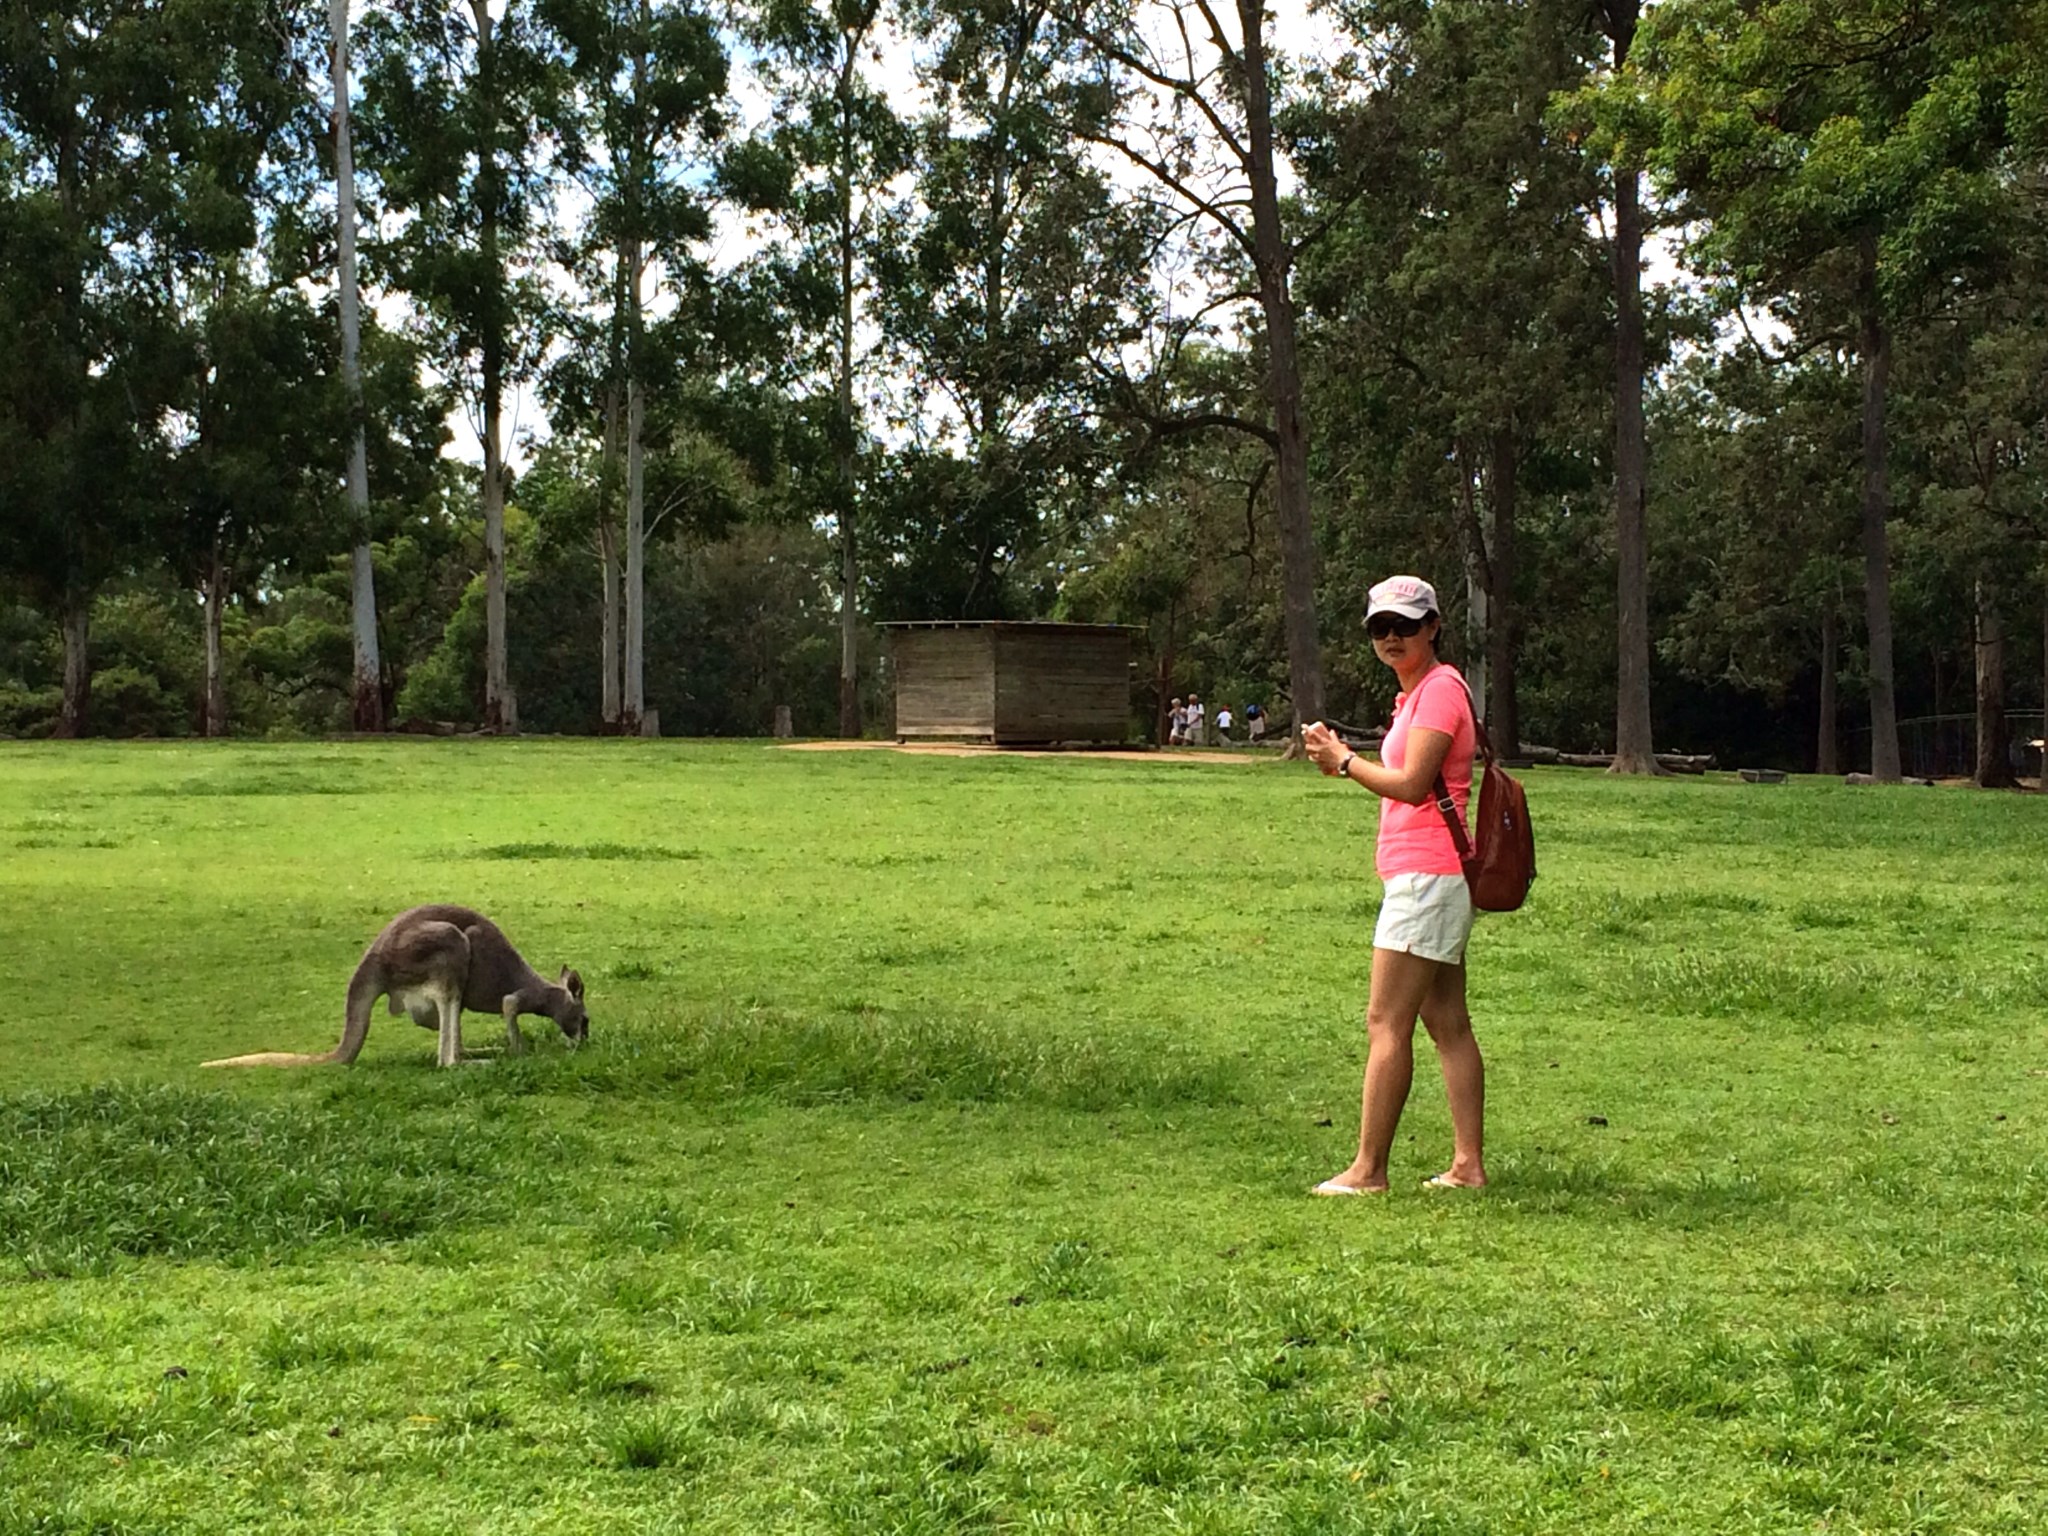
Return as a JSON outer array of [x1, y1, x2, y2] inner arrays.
[[1423, 668, 1491, 860]]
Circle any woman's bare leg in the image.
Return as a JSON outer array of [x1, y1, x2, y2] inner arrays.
[[1420, 960, 1486, 1185], [1318, 947, 1441, 1192]]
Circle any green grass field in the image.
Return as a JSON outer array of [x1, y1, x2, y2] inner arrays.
[[3, 740, 2046, 1534]]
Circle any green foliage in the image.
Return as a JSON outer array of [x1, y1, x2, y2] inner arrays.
[[1296, 0, 1619, 747], [1642, 0, 2024, 315], [398, 516, 846, 733]]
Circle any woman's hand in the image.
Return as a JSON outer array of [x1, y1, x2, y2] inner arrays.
[[1302, 721, 1347, 776]]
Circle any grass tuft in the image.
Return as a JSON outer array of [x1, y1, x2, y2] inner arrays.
[[605, 1412, 702, 1471], [253, 1322, 377, 1373], [0, 1086, 512, 1275]]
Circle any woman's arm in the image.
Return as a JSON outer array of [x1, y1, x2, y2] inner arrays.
[[1303, 720, 1453, 805], [1348, 727, 1452, 805]]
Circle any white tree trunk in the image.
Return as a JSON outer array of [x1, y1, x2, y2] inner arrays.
[[1858, 241, 1901, 781], [623, 232, 646, 730], [332, 0, 381, 731], [625, 365, 645, 728], [835, 33, 861, 739]]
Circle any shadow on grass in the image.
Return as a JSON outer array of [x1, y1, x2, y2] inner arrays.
[[159, 771, 363, 797], [472, 1007, 1245, 1112], [462, 842, 704, 861], [1494, 1155, 1792, 1226]]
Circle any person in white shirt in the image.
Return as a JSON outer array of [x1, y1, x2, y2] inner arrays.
[[1216, 705, 1235, 741], [1185, 693, 1206, 746], [1168, 697, 1186, 746]]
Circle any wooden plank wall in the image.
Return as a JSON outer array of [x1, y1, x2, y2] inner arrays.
[[992, 630, 1130, 742], [891, 628, 996, 737]]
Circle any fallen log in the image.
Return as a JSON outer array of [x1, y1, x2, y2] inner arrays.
[[1554, 750, 1715, 773]]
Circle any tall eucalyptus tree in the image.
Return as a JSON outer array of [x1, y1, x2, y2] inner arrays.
[[730, 0, 909, 736], [1643, 0, 2022, 780], [1055, 0, 1327, 742], [331, 0, 383, 729], [358, 0, 567, 730], [546, 0, 728, 732], [1588, 0, 1657, 773], [1300, 0, 1609, 756]]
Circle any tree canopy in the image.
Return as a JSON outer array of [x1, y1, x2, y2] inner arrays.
[[2, 0, 2044, 782]]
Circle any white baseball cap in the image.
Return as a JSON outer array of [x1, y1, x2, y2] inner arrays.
[[1366, 574, 1438, 620]]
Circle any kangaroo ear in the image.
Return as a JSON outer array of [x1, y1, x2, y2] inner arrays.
[[561, 967, 583, 999]]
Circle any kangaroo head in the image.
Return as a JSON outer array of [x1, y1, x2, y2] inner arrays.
[[554, 966, 589, 1046]]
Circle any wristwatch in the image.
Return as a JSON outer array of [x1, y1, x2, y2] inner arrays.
[[1338, 753, 1356, 780]]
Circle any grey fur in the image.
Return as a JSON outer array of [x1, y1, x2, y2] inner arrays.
[[203, 904, 588, 1068]]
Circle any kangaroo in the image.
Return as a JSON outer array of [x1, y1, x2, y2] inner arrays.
[[202, 905, 589, 1069]]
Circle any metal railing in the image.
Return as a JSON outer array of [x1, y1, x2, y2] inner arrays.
[[1848, 711, 2044, 779]]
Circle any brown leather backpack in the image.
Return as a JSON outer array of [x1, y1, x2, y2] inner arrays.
[[1430, 677, 1536, 912]]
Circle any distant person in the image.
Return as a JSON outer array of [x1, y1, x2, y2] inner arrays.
[[1302, 574, 1486, 1194], [1245, 702, 1266, 744], [1215, 704, 1234, 741], [1186, 693, 1206, 746], [1168, 697, 1186, 746]]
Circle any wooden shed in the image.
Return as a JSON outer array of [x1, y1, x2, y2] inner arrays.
[[882, 621, 1137, 744]]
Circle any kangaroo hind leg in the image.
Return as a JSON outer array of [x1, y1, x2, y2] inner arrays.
[[435, 986, 465, 1068]]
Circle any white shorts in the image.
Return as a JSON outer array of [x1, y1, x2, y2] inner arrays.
[[1373, 872, 1474, 965]]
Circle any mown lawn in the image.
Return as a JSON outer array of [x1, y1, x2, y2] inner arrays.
[[2, 739, 2045, 1534]]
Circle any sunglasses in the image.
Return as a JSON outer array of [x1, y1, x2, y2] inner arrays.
[[1366, 612, 1429, 640]]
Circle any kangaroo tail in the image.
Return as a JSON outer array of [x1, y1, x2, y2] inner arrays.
[[200, 1050, 341, 1068], [201, 957, 381, 1068]]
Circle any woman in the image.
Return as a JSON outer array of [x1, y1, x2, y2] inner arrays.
[[1303, 575, 1487, 1193]]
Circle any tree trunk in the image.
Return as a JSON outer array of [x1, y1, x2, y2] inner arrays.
[[1608, 147, 1656, 774], [57, 594, 89, 739], [598, 375, 622, 726], [599, 511, 621, 729], [1817, 604, 1838, 775], [1975, 577, 2013, 788], [1857, 236, 1900, 781], [333, 0, 382, 732], [203, 545, 227, 738], [624, 338, 646, 731], [839, 492, 859, 736], [836, 35, 862, 739], [1485, 429, 1520, 757], [1239, 0, 1324, 748], [621, 27, 652, 734], [1154, 604, 1177, 745], [1460, 446, 1488, 719], [472, 0, 510, 732]]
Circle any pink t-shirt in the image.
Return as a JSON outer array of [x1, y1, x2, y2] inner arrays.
[[1376, 664, 1476, 878]]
